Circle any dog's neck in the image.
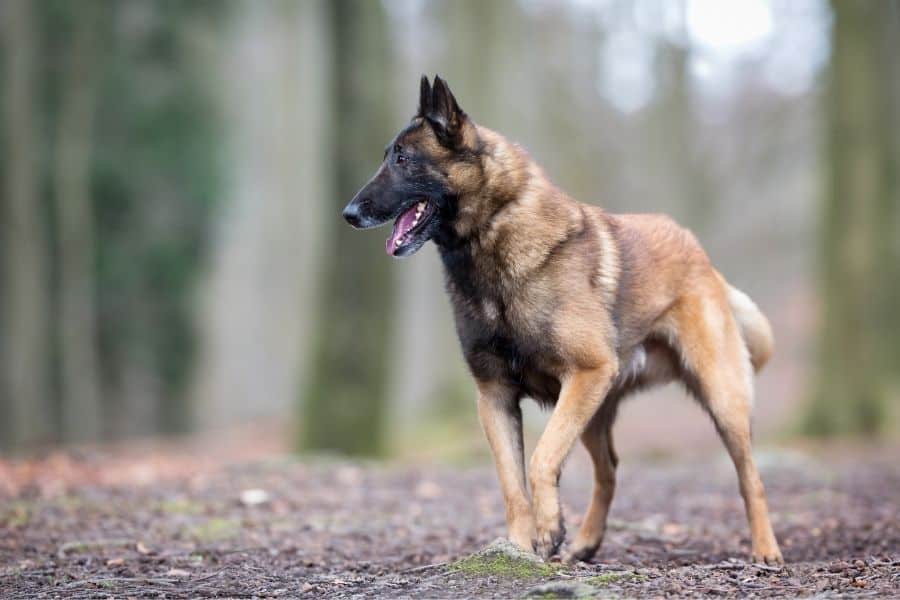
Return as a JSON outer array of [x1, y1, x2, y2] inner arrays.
[[435, 127, 587, 293]]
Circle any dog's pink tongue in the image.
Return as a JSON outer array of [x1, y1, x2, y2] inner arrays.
[[386, 206, 418, 255]]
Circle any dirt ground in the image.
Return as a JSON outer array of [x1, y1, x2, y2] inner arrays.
[[1, 442, 898, 598]]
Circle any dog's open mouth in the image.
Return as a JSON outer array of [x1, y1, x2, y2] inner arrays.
[[385, 199, 434, 256]]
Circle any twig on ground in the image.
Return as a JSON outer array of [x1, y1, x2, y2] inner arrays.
[[58, 576, 179, 589], [398, 560, 449, 574], [57, 538, 134, 559]]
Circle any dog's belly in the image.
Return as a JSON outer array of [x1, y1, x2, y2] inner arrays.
[[520, 368, 561, 407], [518, 341, 679, 407], [610, 341, 680, 395]]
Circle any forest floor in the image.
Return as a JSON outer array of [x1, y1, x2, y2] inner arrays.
[[1, 439, 898, 598]]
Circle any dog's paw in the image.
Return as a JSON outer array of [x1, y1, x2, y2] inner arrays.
[[533, 520, 565, 560], [564, 542, 600, 564], [751, 547, 784, 566], [508, 520, 537, 554]]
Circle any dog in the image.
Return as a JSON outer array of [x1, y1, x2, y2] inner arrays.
[[342, 75, 783, 565]]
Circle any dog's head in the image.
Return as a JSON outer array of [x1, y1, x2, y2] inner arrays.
[[342, 75, 481, 257]]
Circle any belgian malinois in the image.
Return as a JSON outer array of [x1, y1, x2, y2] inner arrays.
[[342, 75, 783, 565]]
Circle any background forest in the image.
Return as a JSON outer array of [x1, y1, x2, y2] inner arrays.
[[1, 0, 898, 458]]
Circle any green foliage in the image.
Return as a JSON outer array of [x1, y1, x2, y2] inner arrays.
[[24, 2, 225, 437], [91, 3, 223, 432], [0, 2, 225, 446]]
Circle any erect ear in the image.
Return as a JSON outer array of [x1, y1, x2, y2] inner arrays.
[[426, 75, 466, 147], [416, 74, 432, 118]]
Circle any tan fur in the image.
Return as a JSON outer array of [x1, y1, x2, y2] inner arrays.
[[351, 83, 782, 563], [438, 123, 782, 564], [726, 281, 775, 372]]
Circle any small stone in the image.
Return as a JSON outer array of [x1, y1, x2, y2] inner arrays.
[[525, 582, 594, 598], [414, 480, 442, 499], [240, 488, 271, 506]]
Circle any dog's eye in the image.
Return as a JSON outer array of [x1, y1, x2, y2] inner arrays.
[[395, 153, 407, 165]]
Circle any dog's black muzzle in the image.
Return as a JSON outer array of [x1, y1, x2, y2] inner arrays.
[[341, 198, 366, 229]]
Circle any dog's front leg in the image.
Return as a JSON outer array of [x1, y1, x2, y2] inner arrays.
[[529, 364, 616, 559], [477, 380, 535, 552]]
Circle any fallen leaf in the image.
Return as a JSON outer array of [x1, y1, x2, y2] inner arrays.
[[136, 542, 151, 555], [662, 523, 685, 536], [106, 557, 125, 567]]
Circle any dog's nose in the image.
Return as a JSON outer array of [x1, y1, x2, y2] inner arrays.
[[342, 201, 363, 228]]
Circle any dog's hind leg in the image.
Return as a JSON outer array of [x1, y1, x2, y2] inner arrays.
[[669, 293, 783, 565], [567, 343, 677, 562], [477, 380, 536, 552], [567, 397, 619, 562]]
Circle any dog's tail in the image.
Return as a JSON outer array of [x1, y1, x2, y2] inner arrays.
[[727, 283, 774, 373]]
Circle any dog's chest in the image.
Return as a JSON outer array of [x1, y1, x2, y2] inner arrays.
[[441, 242, 562, 398], [452, 289, 561, 402]]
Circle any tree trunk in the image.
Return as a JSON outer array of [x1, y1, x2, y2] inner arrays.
[[301, 0, 393, 456], [875, 2, 900, 389], [805, 0, 900, 435], [651, 5, 715, 234], [1, 0, 52, 450], [55, 1, 103, 442], [192, 0, 330, 430]]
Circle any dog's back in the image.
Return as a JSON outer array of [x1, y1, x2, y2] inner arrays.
[[607, 212, 773, 374]]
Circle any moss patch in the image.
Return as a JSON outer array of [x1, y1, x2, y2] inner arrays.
[[190, 518, 239, 542], [584, 571, 648, 586], [1, 501, 31, 528], [451, 539, 555, 579], [157, 498, 205, 515], [452, 553, 555, 578]]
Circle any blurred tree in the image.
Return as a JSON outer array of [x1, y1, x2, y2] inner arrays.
[[650, 18, 716, 234], [301, 0, 394, 455], [192, 0, 332, 429], [1, 0, 53, 450], [90, 2, 223, 436], [1, 1, 223, 450], [54, 0, 103, 442], [805, 0, 900, 435]]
